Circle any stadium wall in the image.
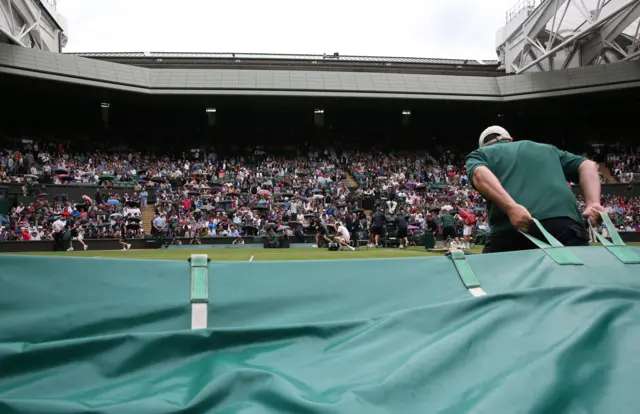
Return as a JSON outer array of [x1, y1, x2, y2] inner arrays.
[[0, 236, 297, 253], [572, 184, 640, 197], [1, 233, 639, 253], [7, 183, 157, 203], [1, 44, 639, 101]]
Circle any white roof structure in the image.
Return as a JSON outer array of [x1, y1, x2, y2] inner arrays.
[[70, 52, 499, 66], [0, 0, 68, 51], [497, 0, 640, 73]]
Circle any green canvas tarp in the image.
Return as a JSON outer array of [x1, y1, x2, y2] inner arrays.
[[1, 244, 640, 413]]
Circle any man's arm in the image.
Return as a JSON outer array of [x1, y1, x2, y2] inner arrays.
[[577, 160, 601, 206], [554, 146, 604, 224], [470, 166, 532, 233], [470, 166, 518, 214], [578, 160, 605, 225]]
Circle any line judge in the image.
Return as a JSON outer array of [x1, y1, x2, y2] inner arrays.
[[465, 126, 604, 254]]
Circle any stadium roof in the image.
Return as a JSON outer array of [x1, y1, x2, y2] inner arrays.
[[67, 52, 503, 76], [70, 51, 499, 65]]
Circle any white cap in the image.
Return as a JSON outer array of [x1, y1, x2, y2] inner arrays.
[[479, 126, 512, 147]]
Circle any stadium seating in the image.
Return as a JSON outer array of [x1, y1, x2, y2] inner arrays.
[[1, 142, 640, 245]]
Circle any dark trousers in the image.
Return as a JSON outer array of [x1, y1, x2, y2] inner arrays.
[[152, 228, 166, 248], [483, 217, 589, 254], [53, 231, 65, 251], [442, 226, 456, 242]]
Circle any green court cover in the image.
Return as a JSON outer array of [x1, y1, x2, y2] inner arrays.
[[0, 245, 639, 413]]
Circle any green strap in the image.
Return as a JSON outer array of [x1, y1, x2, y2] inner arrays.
[[450, 250, 486, 297], [589, 212, 640, 265], [190, 254, 209, 303], [597, 212, 624, 245], [189, 254, 210, 330], [520, 218, 583, 265], [523, 218, 564, 248]]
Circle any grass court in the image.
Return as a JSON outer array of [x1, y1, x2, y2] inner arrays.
[[5, 243, 638, 262]]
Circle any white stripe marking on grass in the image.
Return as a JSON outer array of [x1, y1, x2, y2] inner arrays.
[[93, 256, 102, 258], [249, 255, 254, 262]]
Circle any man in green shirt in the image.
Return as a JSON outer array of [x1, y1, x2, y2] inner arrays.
[[439, 209, 457, 243], [465, 126, 604, 253]]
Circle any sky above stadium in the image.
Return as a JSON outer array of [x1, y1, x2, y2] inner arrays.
[[57, 0, 519, 60]]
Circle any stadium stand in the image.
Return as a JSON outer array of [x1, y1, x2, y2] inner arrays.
[[2, 137, 640, 248]]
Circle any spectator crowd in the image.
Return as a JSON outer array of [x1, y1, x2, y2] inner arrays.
[[1, 141, 639, 245]]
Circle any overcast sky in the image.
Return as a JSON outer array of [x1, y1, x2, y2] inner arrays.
[[57, 0, 519, 60]]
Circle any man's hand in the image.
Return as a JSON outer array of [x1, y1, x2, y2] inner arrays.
[[583, 203, 605, 226], [507, 204, 533, 233]]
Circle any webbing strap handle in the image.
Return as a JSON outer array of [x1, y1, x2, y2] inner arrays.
[[450, 250, 486, 297], [589, 212, 640, 264], [519, 218, 583, 265], [189, 254, 210, 329]]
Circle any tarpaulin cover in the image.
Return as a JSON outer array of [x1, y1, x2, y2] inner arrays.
[[1, 247, 640, 413]]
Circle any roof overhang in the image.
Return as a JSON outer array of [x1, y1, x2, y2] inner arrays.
[[1, 43, 639, 102], [67, 52, 503, 77]]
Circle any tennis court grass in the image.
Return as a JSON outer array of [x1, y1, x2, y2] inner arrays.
[[2, 246, 483, 261], [5, 243, 637, 262]]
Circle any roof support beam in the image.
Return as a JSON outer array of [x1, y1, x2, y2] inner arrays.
[[581, 1, 640, 64], [514, 0, 569, 68], [0, 0, 16, 34], [622, 48, 640, 61], [516, 0, 638, 74], [16, 20, 37, 41], [0, 24, 27, 47], [522, 0, 569, 40]]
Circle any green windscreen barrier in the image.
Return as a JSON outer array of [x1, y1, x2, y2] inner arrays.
[[1, 248, 640, 413]]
